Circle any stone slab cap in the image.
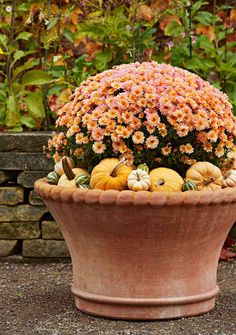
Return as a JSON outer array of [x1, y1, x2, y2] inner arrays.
[[0, 132, 51, 152], [0, 153, 53, 171]]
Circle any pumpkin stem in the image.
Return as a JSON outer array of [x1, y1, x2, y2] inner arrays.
[[62, 157, 75, 180], [110, 158, 126, 177], [197, 176, 215, 186], [203, 177, 215, 185], [155, 179, 165, 187]]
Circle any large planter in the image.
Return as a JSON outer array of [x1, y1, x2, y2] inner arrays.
[[35, 179, 236, 320]]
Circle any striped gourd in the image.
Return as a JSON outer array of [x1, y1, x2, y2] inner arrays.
[[47, 171, 59, 185], [75, 173, 90, 188], [137, 163, 149, 173], [182, 180, 197, 192], [78, 184, 90, 189]]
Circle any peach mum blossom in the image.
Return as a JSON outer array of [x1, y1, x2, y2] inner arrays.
[[159, 128, 168, 137], [132, 131, 145, 144], [92, 127, 104, 141], [92, 141, 106, 154], [146, 136, 159, 149], [215, 145, 225, 158], [75, 133, 84, 144], [203, 142, 213, 152], [162, 146, 172, 156], [207, 130, 218, 142], [180, 143, 194, 154]]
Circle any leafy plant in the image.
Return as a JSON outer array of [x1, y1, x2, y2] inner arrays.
[[75, 3, 158, 71], [0, 0, 235, 130], [0, 1, 53, 130]]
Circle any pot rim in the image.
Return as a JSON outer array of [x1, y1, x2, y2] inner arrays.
[[35, 178, 236, 206]]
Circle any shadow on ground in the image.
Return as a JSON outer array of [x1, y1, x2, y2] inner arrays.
[[0, 258, 235, 335]]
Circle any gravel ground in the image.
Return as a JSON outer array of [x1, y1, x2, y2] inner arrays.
[[0, 258, 235, 335]]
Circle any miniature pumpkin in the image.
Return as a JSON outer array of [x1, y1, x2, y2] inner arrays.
[[221, 154, 236, 176], [222, 170, 236, 188], [54, 157, 75, 176], [58, 157, 89, 187], [47, 171, 59, 185], [137, 163, 149, 173], [182, 180, 197, 192], [149, 168, 184, 192], [186, 162, 223, 191], [128, 169, 151, 191], [90, 158, 134, 191]]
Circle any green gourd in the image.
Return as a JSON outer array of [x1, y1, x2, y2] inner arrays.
[[137, 163, 149, 174], [182, 180, 197, 192], [47, 171, 59, 185], [75, 174, 91, 188], [78, 184, 90, 189]]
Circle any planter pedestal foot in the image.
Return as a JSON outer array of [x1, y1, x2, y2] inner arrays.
[[72, 286, 219, 320]]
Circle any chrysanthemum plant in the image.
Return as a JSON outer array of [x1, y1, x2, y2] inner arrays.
[[47, 62, 236, 175]]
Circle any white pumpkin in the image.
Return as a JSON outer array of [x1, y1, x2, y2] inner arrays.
[[222, 170, 236, 188], [128, 169, 151, 191]]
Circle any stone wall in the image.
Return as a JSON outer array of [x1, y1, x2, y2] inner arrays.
[[0, 132, 70, 258]]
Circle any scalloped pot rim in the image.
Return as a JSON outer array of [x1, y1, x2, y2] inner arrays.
[[35, 178, 236, 206]]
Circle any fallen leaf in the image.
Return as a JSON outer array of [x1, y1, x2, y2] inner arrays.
[[86, 41, 103, 57], [160, 15, 182, 31], [220, 248, 236, 261], [230, 9, 236, 22], [150, 0, 172, 12], [70, 8, 83, 26], [196, 25, 215, 41]]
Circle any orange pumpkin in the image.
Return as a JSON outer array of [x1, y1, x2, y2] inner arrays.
[[90, 158, 134, 191], [149, 167, 184, 192]]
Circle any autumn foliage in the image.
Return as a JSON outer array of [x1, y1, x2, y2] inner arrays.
[[0, 0, 235, 131]]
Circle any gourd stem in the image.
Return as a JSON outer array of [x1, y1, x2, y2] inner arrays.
[[110, 158, 126, 177], [62, 157, 75, 180], [155, 179, 165, 187]]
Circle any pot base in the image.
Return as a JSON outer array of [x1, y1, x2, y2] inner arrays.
[[72, 286, 219, 320]]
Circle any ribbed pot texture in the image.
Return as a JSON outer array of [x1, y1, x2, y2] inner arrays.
[[35, 179, 236, 320]]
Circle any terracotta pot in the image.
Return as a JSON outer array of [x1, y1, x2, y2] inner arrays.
[[35, 179, 236, 320]]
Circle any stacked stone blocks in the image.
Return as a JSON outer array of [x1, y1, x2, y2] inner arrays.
[[0, 132, 70, 258]]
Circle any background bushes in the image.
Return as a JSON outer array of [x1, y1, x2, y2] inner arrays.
[[0, 0, 235, 131]]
